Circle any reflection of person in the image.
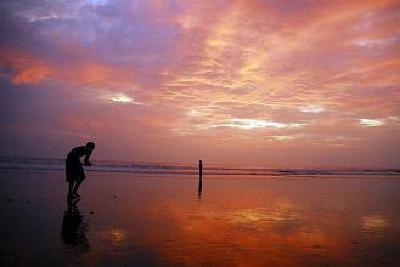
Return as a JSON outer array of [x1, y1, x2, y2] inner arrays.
[[66, 142, 95, 199], [61, 198, 89, 253]]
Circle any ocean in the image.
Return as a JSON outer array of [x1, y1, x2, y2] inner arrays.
[[0, 157, 399, 176]]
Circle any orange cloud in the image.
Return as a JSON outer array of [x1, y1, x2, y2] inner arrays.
[[12, 64, 53, 84], [0, 49, 55, 84], [1, 47, 136, 90]]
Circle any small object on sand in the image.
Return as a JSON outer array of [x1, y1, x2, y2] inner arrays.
[[113, 195, 117, 199], [89, 211, 95, 214], [26, 200, 31, 204], [5, 198, 13, 203]]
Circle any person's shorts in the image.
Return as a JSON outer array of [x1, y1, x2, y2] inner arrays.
[[65, 158, 85, 182]]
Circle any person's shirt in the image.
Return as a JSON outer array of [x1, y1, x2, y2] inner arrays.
[[68, 146, 92, 165]]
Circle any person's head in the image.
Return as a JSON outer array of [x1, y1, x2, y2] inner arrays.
[[85, 141, 96, 151]]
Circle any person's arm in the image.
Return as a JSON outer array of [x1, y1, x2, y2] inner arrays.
[[83, 150, 92, 166]]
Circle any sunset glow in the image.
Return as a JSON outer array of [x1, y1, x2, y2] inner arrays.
[[359, 118, 385, 127], [0, 0, 399, 167], [109, 93, 135, 104]]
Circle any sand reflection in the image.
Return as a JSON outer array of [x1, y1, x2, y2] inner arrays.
[[102, 229, 128, 247], [139, 200, 345, 266], [361, 214, 388, 231], [57, 174, 400, 266]]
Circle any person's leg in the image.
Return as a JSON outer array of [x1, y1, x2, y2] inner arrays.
[[72, 180, 83, 196], [73, 165, 85, 197], [67, 181, 74, 198]]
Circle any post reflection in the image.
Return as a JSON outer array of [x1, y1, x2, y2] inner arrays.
[[61, 198, 89, 253], [197, 178, 202, 200]]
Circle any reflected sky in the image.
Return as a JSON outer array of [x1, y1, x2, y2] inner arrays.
[[0, 170, 399, 266]]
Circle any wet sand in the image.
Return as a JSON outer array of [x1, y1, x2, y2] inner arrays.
[[1, 169, 400, 266]]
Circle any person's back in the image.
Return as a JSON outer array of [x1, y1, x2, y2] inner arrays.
[[65, 142, 95, 199], [68, 146, 86, 159], [67, 145, 93, 166]]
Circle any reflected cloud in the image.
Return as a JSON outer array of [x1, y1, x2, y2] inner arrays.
[[53, 174, 400, 266], [100, 229, 127, 247], [108, 229, 127, 244], [138, 197, 349, 266], [361, 214, 388, 231], [229, 208, 301, 226]]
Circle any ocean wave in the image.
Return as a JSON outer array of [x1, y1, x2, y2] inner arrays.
[[0, 157, 399, 176]]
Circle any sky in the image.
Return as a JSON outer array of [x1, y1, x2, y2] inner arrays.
[[0, 0, 399, 168]]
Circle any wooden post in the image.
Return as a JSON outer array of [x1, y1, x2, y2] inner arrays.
[[198, 160, 203, 179], [198, 160, 203, 198]]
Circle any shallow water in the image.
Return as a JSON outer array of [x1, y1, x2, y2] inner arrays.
[[0, 170, 399, 266]]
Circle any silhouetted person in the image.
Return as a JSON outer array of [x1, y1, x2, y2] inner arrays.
[[61, 198, 89, 253], [198, 160, 203, 178], [66, 142, 95, 199]]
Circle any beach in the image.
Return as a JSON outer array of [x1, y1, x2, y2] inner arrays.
[[1, 169, 400, 266], [1, 0, 399, 265]]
